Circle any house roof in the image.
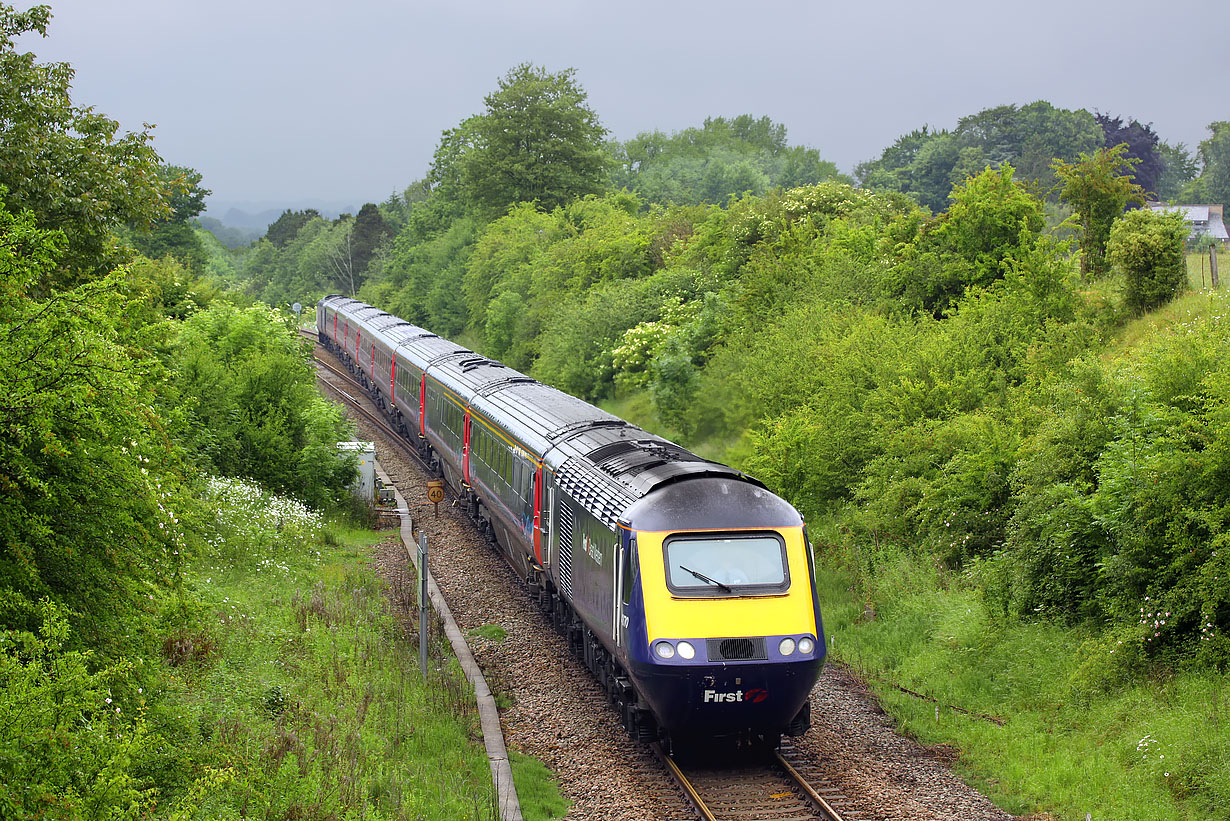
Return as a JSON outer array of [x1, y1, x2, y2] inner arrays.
[[1146, 203, 1229, 240]]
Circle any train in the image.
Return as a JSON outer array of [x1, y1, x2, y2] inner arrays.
[[316, 295, 825, 746]]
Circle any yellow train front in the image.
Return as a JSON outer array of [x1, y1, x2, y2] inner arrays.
[[618, 476, 824, 742]]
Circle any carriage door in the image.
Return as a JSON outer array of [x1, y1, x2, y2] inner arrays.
[[615, 529, 634, 648]]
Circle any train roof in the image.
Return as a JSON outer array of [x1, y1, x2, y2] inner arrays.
[[320, 296, 766, 530]]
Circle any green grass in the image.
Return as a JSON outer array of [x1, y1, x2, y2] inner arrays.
[[509, 751, 571, 820], [131, 479, 569, 819], [816, 549, 1230, 820], [469, 623, 508, 642], [162, 526, 498, 819], [1186, 247, 1228, 291]]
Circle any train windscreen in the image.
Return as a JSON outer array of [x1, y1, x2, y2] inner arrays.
[[663, 533, 789, 595]]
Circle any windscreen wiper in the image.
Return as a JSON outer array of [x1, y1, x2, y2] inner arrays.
[[679, 564, 733, 593]]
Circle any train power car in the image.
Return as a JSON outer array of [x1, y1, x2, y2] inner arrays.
[[316, 295, 825, 745]]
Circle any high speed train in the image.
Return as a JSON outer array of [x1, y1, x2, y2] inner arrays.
[[317, 295, 825, 745]]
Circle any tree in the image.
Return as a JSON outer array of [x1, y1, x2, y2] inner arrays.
[[1194, 121, 1230, 207], [1053, 144, 1145, 277], [173, 303, 354, 508], [0, 190, 189, 648], [1096, 114, 1164, 198], [857, 102, 1102, 213], [436, 64, 611, 214], [0, 3, 169, 288], [1108, 208, 1188, 313], [349, 203, 393, 280], [129, 164, 212, 273], [1155, 140, 1198, 201], [612, 115, 846, 206], [264, 208, 321, 248], [892, 164, 1045, 313]]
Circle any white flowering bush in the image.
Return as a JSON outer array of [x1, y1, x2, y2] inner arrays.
[[200, 477, 324, 566]]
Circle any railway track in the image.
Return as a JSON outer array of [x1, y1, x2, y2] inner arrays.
[[653, 738, 866, 821], [307, 331, 879, 821]]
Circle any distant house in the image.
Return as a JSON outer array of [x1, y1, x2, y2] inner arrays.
[[1145, 202, 1229, 245]]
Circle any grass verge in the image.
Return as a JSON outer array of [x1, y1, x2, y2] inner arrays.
[[816, 547, 1230, 820]]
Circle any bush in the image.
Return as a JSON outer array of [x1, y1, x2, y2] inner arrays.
[[1109, 208, 1188, 313], [0, 601, 153, 819], [173, 303, 354, 508]]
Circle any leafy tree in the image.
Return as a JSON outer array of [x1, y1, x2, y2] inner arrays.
[[1193, 121, 1230, 207], [435, 63, 611, 214], [0, 601, 154, 818], [612, 115, 846, 206], [349, 202, 393, 281], [1096, 113, 1163, 197], [160, 165, 210, 222], [173, 303, 354, 508], [128, 165, 212, 275], [891, 164, 1045, 314], [857, 102, 1102, 213], [0, 191, 191, 648], [1053, 144, 1145, 277], [264, 208, 321, 248], [1156, 140, 1198, 201], [1108, 208, 1188, 313], [0, 3, 169, 288]]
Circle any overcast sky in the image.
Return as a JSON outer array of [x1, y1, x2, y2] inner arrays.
[[18, 0, 1228, 218]]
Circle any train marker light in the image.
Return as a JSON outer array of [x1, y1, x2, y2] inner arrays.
[[655, 641, 676, 659], [798, 636, 815, 655]]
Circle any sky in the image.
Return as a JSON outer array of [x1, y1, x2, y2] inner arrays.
[[17, 0, 1229, 220]]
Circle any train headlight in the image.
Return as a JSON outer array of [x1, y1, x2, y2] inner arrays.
[[677, 641, 696, 660], [778, 637, 796, 656], [798, 636, 815, 655], [655, 641, 676, 659]]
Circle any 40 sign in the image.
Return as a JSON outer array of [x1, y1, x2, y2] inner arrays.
[[427, 479, 445, 505]]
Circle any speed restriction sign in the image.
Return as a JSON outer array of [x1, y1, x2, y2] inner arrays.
[[427, 480, 445, 504]]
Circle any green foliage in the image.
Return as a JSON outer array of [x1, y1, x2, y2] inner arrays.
[[0, 600, 154, 819], [435, 63, 610, 215], [1053, 144, 1146, 277], [612, 115, 848, 206], [1108, 208, 1188, 313], [243, 213, 362, 307], [129, 220, 207, 275], [1191, 121, 1230, 207], [891, 164, 1045, 314], [0, 4, 169, 289], [264, 208, 321, 248], [363, 215, 481, 337], [856, 102, 1103, 213], [820, 549, 1230, 819], [127, 166, 212, 275], [172, 303, 354, 508], [1155, 140, 1199, 202], [0, 193, 194, 647], [171, 490, 499, 820], [349, 202, 394, 283], [159, 166, 210, 222]]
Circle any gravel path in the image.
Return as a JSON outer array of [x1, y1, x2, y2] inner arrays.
[[328, 369, 1029, 820]]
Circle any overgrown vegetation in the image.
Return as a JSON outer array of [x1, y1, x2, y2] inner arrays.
[[0, 478, 504, 819], [7, 1, 1230, 816]]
